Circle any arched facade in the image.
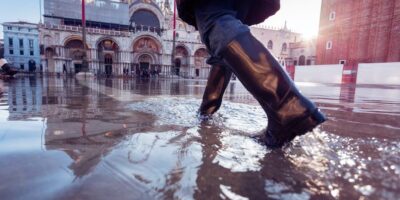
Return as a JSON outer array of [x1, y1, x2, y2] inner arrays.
[[282, 43, 288, 52], [174, 45, 190, 77], [64, 39, 87, 74], [132, 36, 162, 77], [36, 0, 214, 78], [97, 38, 120, 76], [268, 40, 274, 50], [194, 48, 209, 78]]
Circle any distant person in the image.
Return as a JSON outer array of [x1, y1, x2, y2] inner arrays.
[[177, 0, 326, 148], [63, 64, 67, 74]]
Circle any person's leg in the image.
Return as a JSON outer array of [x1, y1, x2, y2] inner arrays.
[[199, 56, 232, 117], [195, 4, 326, 148]]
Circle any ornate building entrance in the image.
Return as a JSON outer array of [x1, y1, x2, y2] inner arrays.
[[97, 39, 119, 76], [64, 39, 87, 74], [104, 54, 113, 77], [133, 36, 161, 77]]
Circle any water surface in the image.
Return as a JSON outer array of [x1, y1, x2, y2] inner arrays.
[[0, 77, 399, 199]]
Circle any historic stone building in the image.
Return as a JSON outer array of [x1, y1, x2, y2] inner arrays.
[[38, 0, 305, 78], [287, 39, 317, 66], [2, 22, 41, 72], [316, 0, 400, 65]]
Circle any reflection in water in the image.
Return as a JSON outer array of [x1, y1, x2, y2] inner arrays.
[[0, 77, 399, 199]]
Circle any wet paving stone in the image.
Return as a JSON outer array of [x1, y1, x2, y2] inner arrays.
[[0, 77, 399, 200]]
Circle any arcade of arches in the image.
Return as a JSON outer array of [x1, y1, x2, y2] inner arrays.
[[43, 34, 211, 78]]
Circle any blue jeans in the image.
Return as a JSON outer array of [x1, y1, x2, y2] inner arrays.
[[195, 0, 251, 66]]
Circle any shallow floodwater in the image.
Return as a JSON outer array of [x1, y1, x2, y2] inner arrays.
[[0, 77, 399, 200]]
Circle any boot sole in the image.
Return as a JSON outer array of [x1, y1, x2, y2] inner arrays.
[[287, 109, 327, 142], [265, 109, 327, 149]]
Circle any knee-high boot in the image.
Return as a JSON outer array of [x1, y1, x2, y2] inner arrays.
[[199, 64, 232, 116], [221, 32, 326, 148]]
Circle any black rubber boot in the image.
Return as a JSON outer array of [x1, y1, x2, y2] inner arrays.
[[221, 32, 326, 148], [199, 64, 232, 118]]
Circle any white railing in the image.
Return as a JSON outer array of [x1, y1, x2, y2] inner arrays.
[[40, 24, 161, 37]]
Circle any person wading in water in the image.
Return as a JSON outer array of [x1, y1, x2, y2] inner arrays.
[[176, 0, 326, 148]]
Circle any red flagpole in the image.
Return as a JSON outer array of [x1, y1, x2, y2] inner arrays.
[[173, 0, 177, 36], [81, 0, 88, 73], [171, 0, 177, 74], [82, 0, 86, 25]]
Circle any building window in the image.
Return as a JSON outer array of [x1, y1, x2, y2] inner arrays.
[[329, 11, 336, 21], [268, 40, 273, 50], [29, 39, 34, 48], [20, 50, 24, 55], [306, 59, 312, 65], [20, 64, 25, 70], [339, 60, 346, 65], [282, 43, 287, 52], [30, 50, 34, 56], [7, 26, 12, 30], [9, 38, 13, 47], [28, 29, 32, 32], [19, 39, 24, 48], [326, 41, 333, 49], [9, 49, 14, 55]]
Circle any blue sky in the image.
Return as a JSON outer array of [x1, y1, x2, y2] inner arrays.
[[0, 0, 42, 38], [0, 0, 322, 39]]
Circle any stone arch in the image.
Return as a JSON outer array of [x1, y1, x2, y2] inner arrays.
[[45, 47, 55, 57], [65, 39, 86, 60], [129, 2, 164, 29], [97, 38, 120, 61], [130, 9, 160, 29], [134, 53, 156, 77], [138, 54, 154, 64], [174, 45, 190, 77], [95, 37, 120, 50], [96, 38, 120, 76], [194, 48, 209, 68], [132, 35, 162, 54], [175, 45, 189, 65], [63, 35, 90, 49], [282, 43, 288, 52], [176, 44, 191, 57], [64, 38, 90, 74], [268, 40, 273, 50]]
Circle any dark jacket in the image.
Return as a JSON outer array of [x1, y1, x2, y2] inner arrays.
[[176, 0, 280, 28]]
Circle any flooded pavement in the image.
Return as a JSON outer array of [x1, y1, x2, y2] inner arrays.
[[0, 76, 399, 200]]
